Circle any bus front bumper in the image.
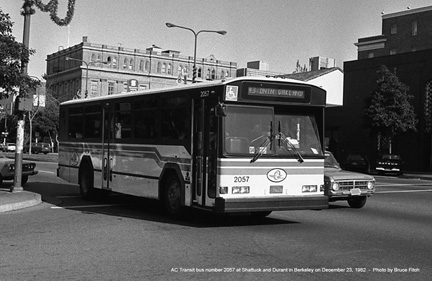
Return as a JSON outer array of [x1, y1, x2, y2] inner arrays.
[[214, 196, 328, 213]]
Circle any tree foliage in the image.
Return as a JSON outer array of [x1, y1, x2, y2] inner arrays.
[[33, 92, 59, 138], [0, 8, 36, 99], [365, 65, 418, 150]]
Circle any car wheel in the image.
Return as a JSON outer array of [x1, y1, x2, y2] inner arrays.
[[79, 164, 95, 200], [163, 176, 184, 217], [347, 196, 367, 208], [21, 176, 28, 185]]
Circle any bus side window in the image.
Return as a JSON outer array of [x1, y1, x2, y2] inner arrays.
[[115, 103, 132, 139], [69, 115, 83, 139]]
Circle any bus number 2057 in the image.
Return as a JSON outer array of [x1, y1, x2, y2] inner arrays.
[[234, 176, 250, 183]]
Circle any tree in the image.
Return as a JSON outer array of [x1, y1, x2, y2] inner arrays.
[[365, 65, 418, 154], [32, 90, 59, 150], [0, 8, 36, 99]]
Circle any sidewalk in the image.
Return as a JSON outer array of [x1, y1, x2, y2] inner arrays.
[[0, 188, 42, 213]]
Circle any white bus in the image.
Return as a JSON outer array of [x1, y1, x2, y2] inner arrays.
[[58, 77, 328, 217]]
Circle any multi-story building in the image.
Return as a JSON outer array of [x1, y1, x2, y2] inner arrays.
[[45, 36, 237, 101], [327, 5, 432, 172], [355, 6, 432, 59]]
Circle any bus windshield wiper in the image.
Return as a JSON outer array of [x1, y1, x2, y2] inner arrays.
[[250, 122, 273, 163], [278, 121, 304, 163]]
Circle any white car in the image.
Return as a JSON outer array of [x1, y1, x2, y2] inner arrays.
[[4, 143, 16, 152], [324, 151, 375, 208], [0, 153, 38, 185]]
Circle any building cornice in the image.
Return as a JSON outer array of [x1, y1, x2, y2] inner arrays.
[[382, 5, 432, 19]]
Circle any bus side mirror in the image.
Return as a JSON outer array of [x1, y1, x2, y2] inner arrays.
[[215, 103, 226, 117]]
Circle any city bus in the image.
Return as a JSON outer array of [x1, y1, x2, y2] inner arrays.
[[57, 77, 328, 217]]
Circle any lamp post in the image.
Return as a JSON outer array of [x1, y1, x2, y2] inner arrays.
[[165, 23, 226, 83], [66, 57, 107, 98]]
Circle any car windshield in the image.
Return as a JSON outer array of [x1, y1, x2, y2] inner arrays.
[[325, 151, 341, 168], [223, 105, 323, 159]]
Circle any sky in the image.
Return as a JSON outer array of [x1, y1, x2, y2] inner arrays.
[[2, 0, 432, 78]]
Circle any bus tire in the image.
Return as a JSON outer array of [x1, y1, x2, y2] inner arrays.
[[163, 175, 184, 217], [347, 196, 367, 208], [79, 163, 95, 200]]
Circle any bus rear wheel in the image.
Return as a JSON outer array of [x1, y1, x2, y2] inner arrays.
[[163, 176, 184, 217], [79, 165, 95, 200]]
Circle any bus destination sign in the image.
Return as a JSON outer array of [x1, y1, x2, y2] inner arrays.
[[248, 87, 305, 99]]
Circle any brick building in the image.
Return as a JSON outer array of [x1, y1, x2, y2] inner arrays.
[[327, 5, 432, 172], [45, 37, 237, 101]]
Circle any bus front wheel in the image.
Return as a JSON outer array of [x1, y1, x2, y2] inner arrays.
[[163, 176, 184, 217]]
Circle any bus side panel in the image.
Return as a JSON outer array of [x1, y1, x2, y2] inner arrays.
[[107, 145, 191, 199]]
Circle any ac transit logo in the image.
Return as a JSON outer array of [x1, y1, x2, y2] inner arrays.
[[267, 168, 287, 182]]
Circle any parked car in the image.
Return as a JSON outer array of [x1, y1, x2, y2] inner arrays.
[[375, 154, 403, 175], [3, 143, 16, 152], [0, 153, 38, 186], [24, 142, 51, 154], [324, 151, 375, 208], [343, 154, 370, 174]]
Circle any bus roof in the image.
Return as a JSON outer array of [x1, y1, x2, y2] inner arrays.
[[60, 76, 325, 106]]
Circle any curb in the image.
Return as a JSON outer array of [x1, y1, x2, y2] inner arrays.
[[0, 191, 42, 213]]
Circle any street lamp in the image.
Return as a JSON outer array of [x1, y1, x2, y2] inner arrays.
[[165, 22, 227, 83], [65, 57, 108, 98]]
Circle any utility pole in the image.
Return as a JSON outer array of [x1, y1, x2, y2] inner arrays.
[[10, 0, 76, 192], [11, 1, 33, 192]]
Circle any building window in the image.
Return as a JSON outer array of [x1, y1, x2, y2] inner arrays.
[[198, 67, 202, 78], [123, 58, 128, 69], [108, 81, 115, 95], [167, 63, 172, 75], [90, 80, 98, 97], [145, 60, 150, 72], [162, 63, 166, 73], [390, 49, 397, 55], [211, 69, 216, 80], [129, 59, 134, 70], [91, 54, 96, 62], [157, 62, 162, 73], [139, 60, 144, 71], [412, 20, 417, 36], [391, 23, 397, 34], [112, 58, 117, 69]]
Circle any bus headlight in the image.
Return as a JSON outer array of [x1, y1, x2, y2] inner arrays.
[[302, 185, 317, 193], [232, 186, 250, 194]]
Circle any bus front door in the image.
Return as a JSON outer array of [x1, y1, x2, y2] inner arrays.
[[101, 103, 114, 191], [193, 98, 218, 208]]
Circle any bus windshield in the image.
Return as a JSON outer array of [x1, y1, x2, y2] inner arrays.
[[223, 105, 323, 158]]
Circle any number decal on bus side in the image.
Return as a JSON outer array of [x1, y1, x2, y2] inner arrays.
[[200, 90, 210, 98], [234, 176, 250, 183]]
